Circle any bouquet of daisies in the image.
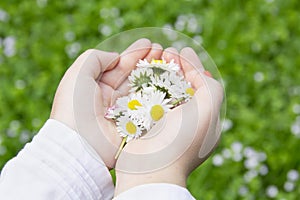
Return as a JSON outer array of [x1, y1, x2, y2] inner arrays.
[[105, 59, 195, 158]]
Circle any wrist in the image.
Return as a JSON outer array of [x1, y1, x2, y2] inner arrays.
[[114, 167, 187, 196]]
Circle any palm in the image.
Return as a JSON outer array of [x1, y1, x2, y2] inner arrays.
[[93, 39, 165, 167], [116, 47, 224, 173]]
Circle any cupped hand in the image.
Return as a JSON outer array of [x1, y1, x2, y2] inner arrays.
[[50, 38, 156, 168], [114, 47, 224, 195]]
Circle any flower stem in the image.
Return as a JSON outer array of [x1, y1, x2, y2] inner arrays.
[[114, 137, 127, 159], [171, 97, 185, 108]]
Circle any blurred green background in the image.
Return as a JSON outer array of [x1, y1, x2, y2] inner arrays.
[[0, 0, 300, 199]]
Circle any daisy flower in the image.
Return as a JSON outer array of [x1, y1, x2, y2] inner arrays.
[[150, 59, 180, 72], [115, 92, 143, 113], [105, 105, 116, 119], [137, 58, 180, 73], [116, 114, 142, 142], [128, 67, 153, 92], [142, 90, 172, 123], [127, 92, 144, 111], [113, 96, 129, 114], [161, 70, 194, 99], [106, 58, 195, 159], [129, 105, 151, 130], [150, 72, 172, 98], [169, 78, 195, 100]]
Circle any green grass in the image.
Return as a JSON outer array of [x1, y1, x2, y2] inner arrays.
[[1, 0, 300, 199]]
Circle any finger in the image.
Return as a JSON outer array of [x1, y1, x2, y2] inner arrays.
[[98, 79, 131, 108], [144, 43, 163, 61], [180, 47, 204, 72], [72, 56, 123, 168], [180, 47, 213, 79], [97, 82, 115, 108], [101, 38, 152, 89], [72, 49, 120, 80], [115, 43, 162, 96], [180, 47, 206, 89], [204, 70, 213, 78], [162, 47, 180, 64], [116, 79, 130, 97]]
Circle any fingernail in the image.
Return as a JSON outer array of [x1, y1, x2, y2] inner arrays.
[[204, 70, 212, 78]]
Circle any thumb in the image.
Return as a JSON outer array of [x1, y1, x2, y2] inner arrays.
[[71, 49, 119, 80], [72, 50, 121, 168]]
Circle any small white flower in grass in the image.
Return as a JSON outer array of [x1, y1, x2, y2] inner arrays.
[[243, 170, 258, 182], [15, 79, 26, 90], [266, 185, 278, 198], [0, 146, 7, 156], [291, 121, 300, 137], [287, 169, 299, 182], [212, 154, 224, 166], [259, 165, 269, 176], [221, 148, 232, 159], [238, 185, 249, 196], [116, 115, 142, 142], [284, 181, 295, 192], [231, 141, 243, 153], [232, 152, 243, 162], [244, 157, 259, 170], [222, 118, 233, 132], [254, 71, 264, 82], [243, 147, 256, 158], [0, 9, 9, 22], [292, 104, 300, 114], [257, 152, 267, 162]]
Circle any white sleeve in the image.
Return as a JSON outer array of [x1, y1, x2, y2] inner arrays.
[[0, 119, 114, 200], [113, 183, 196, 200]]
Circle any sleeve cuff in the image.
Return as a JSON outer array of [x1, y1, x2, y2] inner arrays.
[[37, 119, 115, 199], [113, 183, 195, 200], [0, 119, 114, 200]]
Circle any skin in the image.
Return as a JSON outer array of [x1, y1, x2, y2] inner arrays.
[[50, 38, 154, 168], [114, 46, 224, 196], [50, 38, 223, 196]]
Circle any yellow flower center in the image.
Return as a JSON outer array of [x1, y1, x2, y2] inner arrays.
[[125, 121, 137, 135], [150, 105, 164, 121], [186, 87, 195, 96], [128, 99, 142, 110], [152, 59, 163, 64]]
